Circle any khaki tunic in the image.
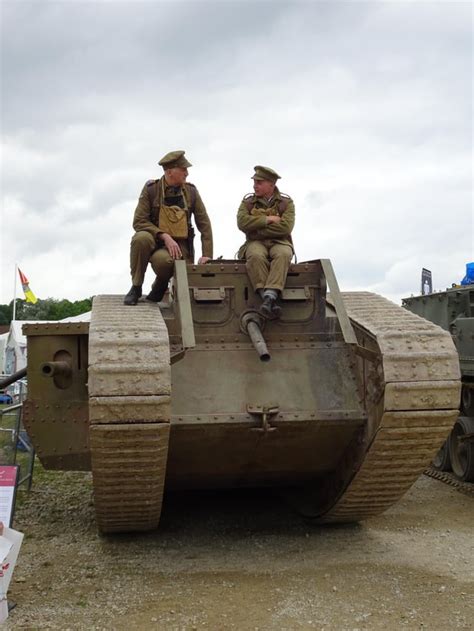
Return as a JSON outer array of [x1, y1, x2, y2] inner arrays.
[[130, 179, 213, 287], [133, 179, 213, 256], [237, 188, 295, 292]]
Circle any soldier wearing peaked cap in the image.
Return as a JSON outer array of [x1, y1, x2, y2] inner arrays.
[[237, 165, 295, 318], [124, 150, 213, 305]]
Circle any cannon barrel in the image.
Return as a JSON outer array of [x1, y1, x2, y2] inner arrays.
[[241, 312, 271, 362], [40, 361, 72, 378], [247, 320, 271, 362], [0, 368, 27, 388]]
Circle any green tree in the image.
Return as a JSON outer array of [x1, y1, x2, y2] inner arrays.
[[0, 298, 92, 322], [0, 304, 11, 325]]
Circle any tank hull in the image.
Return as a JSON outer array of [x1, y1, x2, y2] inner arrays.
[[22, 261, 461, 532]]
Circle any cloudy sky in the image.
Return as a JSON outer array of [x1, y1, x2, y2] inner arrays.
[[1, 0, 472, 307]]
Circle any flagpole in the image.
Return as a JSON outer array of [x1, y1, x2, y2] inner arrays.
[[12, 263, 17, 321]]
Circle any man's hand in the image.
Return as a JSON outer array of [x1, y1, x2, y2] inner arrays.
[[161, 233, 182, 259], [266, 215, 281, 224], [198, 256, 211, 264]]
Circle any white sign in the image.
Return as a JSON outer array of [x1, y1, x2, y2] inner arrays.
[[0, 467, 19, 527], [0, 526, 24, 622]]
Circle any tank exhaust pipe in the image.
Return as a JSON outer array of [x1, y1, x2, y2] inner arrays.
[[241, 312, 271, 362]]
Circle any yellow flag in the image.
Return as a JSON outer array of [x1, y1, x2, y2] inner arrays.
[[18, 268, 38, 304]]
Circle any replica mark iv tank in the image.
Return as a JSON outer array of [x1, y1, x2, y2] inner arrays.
[[403, 282, 474, 482], [22, 260, 460, 533]]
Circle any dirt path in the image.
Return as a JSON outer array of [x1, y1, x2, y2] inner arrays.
[[6, 471, 473, 630]]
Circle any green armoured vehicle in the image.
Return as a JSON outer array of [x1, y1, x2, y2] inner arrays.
[[20, 260, 460, 533], [403, 283, 474, 482]]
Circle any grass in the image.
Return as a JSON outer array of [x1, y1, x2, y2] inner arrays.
[[0, 402, 35, 491]]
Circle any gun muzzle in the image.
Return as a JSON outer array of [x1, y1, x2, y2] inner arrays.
[[241, 312, 271, 362], [40, 361, 72, 378]]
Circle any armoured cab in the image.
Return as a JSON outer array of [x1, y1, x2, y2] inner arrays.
[[22, 260, 461, 532], [163, 259, 367, 489]]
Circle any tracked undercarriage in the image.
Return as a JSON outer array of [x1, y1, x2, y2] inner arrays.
[[23, 260, 460, 532]]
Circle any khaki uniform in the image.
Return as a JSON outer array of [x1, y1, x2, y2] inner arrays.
[[237, 187, 295, 292], [130, 178, 213, 287]]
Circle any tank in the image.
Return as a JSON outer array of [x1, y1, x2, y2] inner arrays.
[[403, 284, 474, 482], [21, 259, 461, 533]]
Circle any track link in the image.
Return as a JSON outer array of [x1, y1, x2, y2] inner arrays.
[[322, 292, 460, 522], [424, 467, 474, 497], [88, 296, 171, 533]]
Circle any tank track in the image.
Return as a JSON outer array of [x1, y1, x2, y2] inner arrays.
[[88, 295, 171, 533], [321, 292, 460, 522], [424, 467, 474, 497]]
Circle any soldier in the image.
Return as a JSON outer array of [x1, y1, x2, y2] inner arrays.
[[237, 165, 295, 318], [124, 150, 213, 305]]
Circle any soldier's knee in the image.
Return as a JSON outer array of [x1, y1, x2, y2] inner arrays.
[[131, 231, 155, 250], [150, 249, 174, 274], [274, 248, 292, 263], [159, 254, 174, 268], [246, 250, 268, 263]]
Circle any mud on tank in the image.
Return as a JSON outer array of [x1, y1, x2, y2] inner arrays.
[[22, 259, 460, 533]]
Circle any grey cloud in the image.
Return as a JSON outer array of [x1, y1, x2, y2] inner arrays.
[[1, 1, 471, 304], [2, 1, 291, 132]]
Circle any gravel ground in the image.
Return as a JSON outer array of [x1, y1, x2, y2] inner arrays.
[[5, 468, 473, 630]]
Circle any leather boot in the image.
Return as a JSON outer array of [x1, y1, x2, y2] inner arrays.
[[146, 279, 168, 303], [123, 285, 142, 306], [259, 295, 282, 319]]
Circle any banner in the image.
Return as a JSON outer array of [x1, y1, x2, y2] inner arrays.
[[421, 268, 432, 295]]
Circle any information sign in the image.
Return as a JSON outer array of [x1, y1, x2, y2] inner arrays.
[[0, 467, 19, 528]]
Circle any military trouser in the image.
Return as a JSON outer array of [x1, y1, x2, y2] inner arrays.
[[130, 231, 191, 288], [244, 240, 293, 292]]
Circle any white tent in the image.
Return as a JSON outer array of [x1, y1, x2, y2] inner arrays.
[[0, 333, 8, 376], [4, 322, 28, 374], [3, 312, 91, 374]]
